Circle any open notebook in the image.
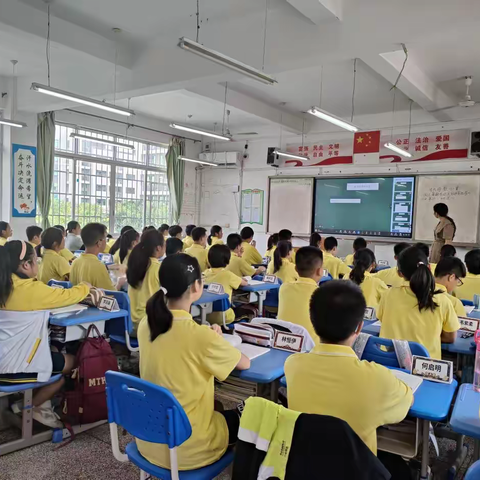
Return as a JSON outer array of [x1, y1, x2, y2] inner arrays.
[[49, 304, 89, 316], [222, 333, 269, 360], [391, 369, 423, 393], [465, 305, 475, 315]]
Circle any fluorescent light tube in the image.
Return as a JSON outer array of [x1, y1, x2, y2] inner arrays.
[[179, 156, 217, 167], [170, 123, 231, 141], [31, 83, 135, 117], [70, 133, 135, 150], [274, 150, 310, 161], [179, 37, 277, 86], [0, 118, 27, 128], [307, 106, 359, 132], [384, 142, 412, 158]]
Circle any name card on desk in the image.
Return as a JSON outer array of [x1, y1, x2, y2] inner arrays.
[[458, 316, 480, 332], [99, 253, 113, 264], [98, 296, 118, 312], [207, 283, 225, 294], [411, 356, 453, 384], [262, 257, 271, 265], [377, 260, 389, 266], [364, 307, 375, 320], [273, 331, 304, 353], [263, 275, 277, 284], [323, 269, 329, 277]]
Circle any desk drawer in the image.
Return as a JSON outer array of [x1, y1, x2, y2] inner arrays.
[[50, 321, 106, 342]]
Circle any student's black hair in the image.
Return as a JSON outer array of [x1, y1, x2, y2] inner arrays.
[[398, 246, 438, 312], [53, 225, 66, 235], [353, 237, 367, 252], [434, 203, 456, 238], [278, 229, 293, 241], [41, 227, 64, 250], [185, 224, 196, 236], [158, 224, 170, 235], [107, 233, 113, 240], [240, 226, 254, 241], [440, 244, 456, 260], [0, 241, 35, 307], [324, 236, 338, 252], [119, 229, 139, 264], [227, 233, 243, 251], [310, 281, 366, 343], [208, 225, 222, 246], [0, 221, 10, 238], [81, 223, 108, 248], [349, 248, 375, 285], [142, 225, 156, 233], [168, 225, 183, 238], [146, 254, 202, 341], [273, 240, 292, 273], [109, 225, 134, 255], [208, 244, 231, 268], [394, 242, 410, 257], [309, 232, 322, 248], [127, 230, 165, 288], [465, 249, 480, 275], [296, 246, 323, 277], [26, 226, 43, 242], [67, 221, 80, 233], [192, 226, 207, 242], [267, 233, 279, 251], [166, 237, 184, 256], [414, 242, 430, 259], [434, 257, 466, 280]]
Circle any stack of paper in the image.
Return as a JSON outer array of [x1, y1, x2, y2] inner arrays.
[[239, 343, 269, 360], [391, 369, 423, 393], [49, 304, 88, 316]]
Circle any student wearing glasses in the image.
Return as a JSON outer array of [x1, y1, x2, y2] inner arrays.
[[434, 257, 467, 317]]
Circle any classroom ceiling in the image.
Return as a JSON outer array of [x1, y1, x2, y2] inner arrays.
[[3, 0, 480, 140]]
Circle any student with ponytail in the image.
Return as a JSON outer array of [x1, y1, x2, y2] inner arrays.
[[109, 225, 134, 257], [113, 229, 139, 265], [378, 246, 459, 359], [265, 233, 279, 260], [137, 254, 250, 470], [266, 240, 298, 284], [53, 225, 75, 262], [309, 232, 322, 249], [127, 230, 165, 330], [348, 248, 388, 310], [207, 225, 223, 248], [38, 227, 72, 283]]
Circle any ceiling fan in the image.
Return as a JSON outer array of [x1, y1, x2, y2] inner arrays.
[[224, 110, 258, 137], [431, 76, 477, 112]]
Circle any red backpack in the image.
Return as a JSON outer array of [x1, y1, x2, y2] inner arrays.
[[63, 325, 119, 425]]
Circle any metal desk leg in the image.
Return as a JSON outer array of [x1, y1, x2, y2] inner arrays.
[[201, 305, 207, 325], [269, 379, 279, 403], [258, 292, 266, 316], [420, 419, 430, 479], [475, 439, 480, 460]]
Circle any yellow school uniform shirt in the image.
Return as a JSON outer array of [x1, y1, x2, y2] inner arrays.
[[344, 253, 354, 266], [70, 253, 115, 290], [378, 285, 460, 360], [349, 272, 388, 311], [277, 277, 319, 344], [285, 343, 413, 455], [373, 267, 405, 288], [0, 237, 7, 246], [185, 243, 209, 272], [137, 310, 241, 470], [455, 273, 480, 302], [38, 249, 71, 283], [264, 246, 276, 260], [128, 258, 161, 324], [2, 274, 89, 311], [113, 250, 131, 266], [322, 252, 351, 279], [435, 283, 466, 317], [267, 258, 299, 284], [207, 237, 224, 250], [59, 248, 74, 262], [104, 238, 116, 253], [28, 241, 38, 249], [241, 242, 263, 266], [226, 254, 255, 278], [203, 268, 242, 325], [183, 235, 194, 251]]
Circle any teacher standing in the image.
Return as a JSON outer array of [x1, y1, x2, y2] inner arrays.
[[430, 203, 456, 263]]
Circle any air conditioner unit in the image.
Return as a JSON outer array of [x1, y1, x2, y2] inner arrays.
[[199, 151, 241, 166]]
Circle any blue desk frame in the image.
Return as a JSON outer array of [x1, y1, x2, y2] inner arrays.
[[238, 283, 280, 315]]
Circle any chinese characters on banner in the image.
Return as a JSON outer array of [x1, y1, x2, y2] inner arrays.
[[285, 130, 469, 167], [12, 144, 37, 217]]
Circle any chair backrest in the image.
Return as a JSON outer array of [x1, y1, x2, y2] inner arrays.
[[361, 336, 429, 367], [104, 290, 133, 334], [47, 279, 73, 289], [105, 371, 191, 449], [465, 460, 480, 479], [462, 299, 475, 307], [319, 274, 333, 284]]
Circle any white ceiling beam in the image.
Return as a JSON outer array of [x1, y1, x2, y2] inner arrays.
[[286, 0, 343, 24]]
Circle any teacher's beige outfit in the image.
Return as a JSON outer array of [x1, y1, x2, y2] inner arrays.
[[430, 217, 455, 263]]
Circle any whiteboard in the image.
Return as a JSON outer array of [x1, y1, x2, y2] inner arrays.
[[414, 175, 480, 244], [268, 177, 314, 235]]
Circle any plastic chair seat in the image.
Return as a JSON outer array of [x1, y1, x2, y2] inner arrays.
[[109, 334, 138, 349], [465, 459, 480, 479], [462, 299, 475, 307], [0, 374, 63, 393], [125, 441, 234, 480]]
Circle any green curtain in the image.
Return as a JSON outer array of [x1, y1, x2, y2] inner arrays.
[[37, 111, 55, 229], [166, 138, 185, 224]]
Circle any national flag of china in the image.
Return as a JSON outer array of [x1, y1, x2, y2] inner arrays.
[[353, 131, 380, 164]]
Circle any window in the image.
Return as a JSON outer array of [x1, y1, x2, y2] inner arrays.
[[47, 157, 73, 226]]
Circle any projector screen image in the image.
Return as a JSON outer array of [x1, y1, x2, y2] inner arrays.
[[313, 176, 415, 238]]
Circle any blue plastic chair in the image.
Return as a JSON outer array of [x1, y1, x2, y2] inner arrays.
[[465, 460, 480, 479], [47, 279, 73, 289], [462, 299, 475, 307], [361, 336, 429, 367], [319, 273, 333, 284], [105, 371, 234, 480]]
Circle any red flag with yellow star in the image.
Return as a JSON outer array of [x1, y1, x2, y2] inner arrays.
[[353, 131, 380, 164]]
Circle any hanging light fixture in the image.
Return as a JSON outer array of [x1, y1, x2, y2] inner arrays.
[[170, 123, 231, 141], [273, 150, 310, 161], [69, 133, 135, 150], [0, 60, 27, 128], [179, 156, 217, 167], [384, 142, 412, 158]]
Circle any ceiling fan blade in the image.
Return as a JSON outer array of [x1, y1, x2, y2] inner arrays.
[[428, 105, 458, 113], [234, 132, 258, 135]]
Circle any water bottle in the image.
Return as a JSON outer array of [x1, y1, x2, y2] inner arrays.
[[473, 330, 480, 392]]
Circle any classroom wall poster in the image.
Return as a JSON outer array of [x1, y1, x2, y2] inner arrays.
[[12, 144, 37, 217], [285, 129, 469, 167], [241, 189, 264, 225]]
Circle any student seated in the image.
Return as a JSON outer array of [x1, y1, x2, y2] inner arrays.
[[277, 246, 322, 344], [264, 233, 279, 261], [348, 248, 388, 311], [373, 242, 409, 288], [183, 224, 196, 250], [26, 225, 43, 249], [378, 246, 460, 359], [344, 237, 367, 266], [113, 229, 139, 265], [0, 241, 90, 427], [109, 225, 134, 258], [434, 257, 467, 317], [278, 229, 296, 263], [53, 225, 75, 262], [240, 227, 263, 266], [185, 227, 209, 272], [226, 233, 265, 278], [309, 232, 322, 249], [0, 221, 13, 246], [38, 227, 71, 283], [165, 237, 184, 256], [168, 225, 183, 239], [137, 254, 250, 470], [415, 242, 430, 262], [105, 233, 117, 253], [127, 230, 165, 332], [429, 244, 456, 273], [323, 237, 351, 279], [204, 245, 247, 325], [285, 281, 413, 456], [207, 225, 224, 249], [266, 241, 298, 284], [71, 223, 118, 290], [65, 220, 83, 252], [455, 249, 480, 302], [158, 223, 170, 240]]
